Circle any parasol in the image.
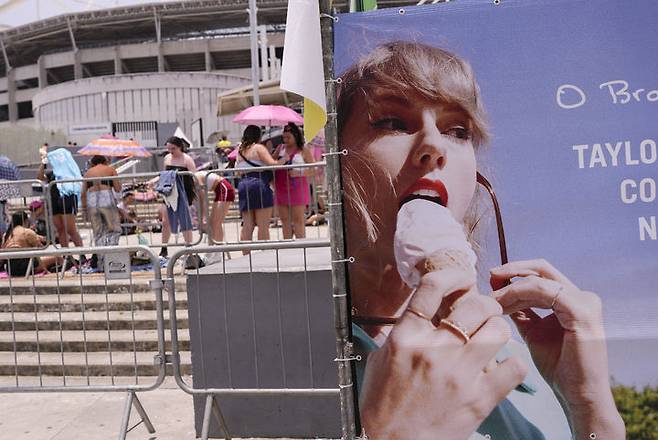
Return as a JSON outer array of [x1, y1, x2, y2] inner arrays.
[[79, 138, 152, 157], [232, 105, 303, 126], [0, 155, 22, 200]]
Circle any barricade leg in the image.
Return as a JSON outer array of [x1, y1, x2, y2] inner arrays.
[[118, 390, 156, 440], [200, 394, 231, 440]]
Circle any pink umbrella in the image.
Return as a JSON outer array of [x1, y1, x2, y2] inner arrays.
[[232, 105, 303, 126]]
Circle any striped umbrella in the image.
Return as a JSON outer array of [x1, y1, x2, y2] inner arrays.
[[79, 138, 152, 157]]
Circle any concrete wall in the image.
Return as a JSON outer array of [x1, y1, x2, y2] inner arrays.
[[32, 72, 250, 147], [0, 124, 66, 166], [186, 247, 341, 438]]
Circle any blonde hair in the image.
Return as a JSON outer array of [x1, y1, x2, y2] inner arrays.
[[337, 41, 490, 243]]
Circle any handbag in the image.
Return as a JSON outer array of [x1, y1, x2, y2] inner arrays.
[[239, 151, 274, 183]]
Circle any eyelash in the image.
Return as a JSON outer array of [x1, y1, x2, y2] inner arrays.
[[370, 118, 472, 141], [442, 126, 472, 141], [370, 117, 408, 132]]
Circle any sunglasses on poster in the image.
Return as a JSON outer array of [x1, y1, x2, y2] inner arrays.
[[351, 171, 509, 327]]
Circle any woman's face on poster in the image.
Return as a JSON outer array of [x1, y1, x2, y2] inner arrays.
[[343, 88, 477, 224]]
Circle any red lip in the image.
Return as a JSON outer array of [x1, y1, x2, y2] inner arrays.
[[400, 178, 449, 207]]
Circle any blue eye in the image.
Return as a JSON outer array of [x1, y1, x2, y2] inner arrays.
[[442, 126, 472, 140], [371, 118, 408, 132]]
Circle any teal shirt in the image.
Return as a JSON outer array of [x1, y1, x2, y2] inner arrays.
[[352, 324, 572, 439]]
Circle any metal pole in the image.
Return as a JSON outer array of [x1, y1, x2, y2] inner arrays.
[[320, 1, 358, 439], [259, 25, 269, 81], [248, 0, 260, 105]]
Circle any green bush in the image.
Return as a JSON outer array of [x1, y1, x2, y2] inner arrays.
[[611, 383, 657, 440]]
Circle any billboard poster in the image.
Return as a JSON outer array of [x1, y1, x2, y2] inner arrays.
[[334, 0, 656, 438]]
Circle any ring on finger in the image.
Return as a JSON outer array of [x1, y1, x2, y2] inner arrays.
[[438, 318, 470, 344], [406, 306, 434, 322], [551, 285, 564, 310]]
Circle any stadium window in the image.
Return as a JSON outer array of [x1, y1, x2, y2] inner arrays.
[[17, 101, 34, 119]]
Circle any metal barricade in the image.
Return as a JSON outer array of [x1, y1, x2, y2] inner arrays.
[[165, 240, 340, 440], [44, 171, 204, 254], [201, 162, 328, 246], [0, 245, 167, 439], [0, 179, 52, 251]]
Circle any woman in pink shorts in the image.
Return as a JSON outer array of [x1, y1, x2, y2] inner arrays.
[[273, 123, 315, 239]]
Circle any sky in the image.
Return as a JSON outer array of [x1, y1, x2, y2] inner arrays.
[[335, 0, 657, 386], [0, 0, 180, 29]]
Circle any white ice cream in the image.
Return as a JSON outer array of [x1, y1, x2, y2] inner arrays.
[[394, 198, 477, 289]]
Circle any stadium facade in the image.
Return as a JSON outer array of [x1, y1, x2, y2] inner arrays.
[[0, 0, 414, 159], [0, 0, 292, 151]]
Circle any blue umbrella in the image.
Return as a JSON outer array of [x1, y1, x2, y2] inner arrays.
[[0, 155, 22, 200]]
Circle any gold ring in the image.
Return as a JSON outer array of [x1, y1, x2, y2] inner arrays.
[[439, 318, 470, 344], [551, 285, 564, 310], [405, 306, 434, 322]]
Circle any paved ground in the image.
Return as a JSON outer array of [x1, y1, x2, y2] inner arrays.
[[0, 378, 334, 439]]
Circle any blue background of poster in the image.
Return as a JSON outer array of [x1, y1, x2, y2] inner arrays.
[[335, 0, 657, 386]]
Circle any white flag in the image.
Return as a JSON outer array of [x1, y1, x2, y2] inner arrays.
[[280, 0, 327, 142]]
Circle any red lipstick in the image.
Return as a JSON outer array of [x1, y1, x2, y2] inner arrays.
[[400, 178, 449, 207]]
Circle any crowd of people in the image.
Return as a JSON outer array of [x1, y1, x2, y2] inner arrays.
[[0, 123, 325, 274]]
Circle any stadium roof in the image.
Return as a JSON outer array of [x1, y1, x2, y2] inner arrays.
[[0, 0, 415, 75]]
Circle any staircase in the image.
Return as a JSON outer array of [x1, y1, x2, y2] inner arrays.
[[0, 276, 191, 386]]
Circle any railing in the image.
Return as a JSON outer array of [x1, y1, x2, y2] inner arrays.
[[43, 171, 205, 252], [200, 162, 328, 245], [0, 245, 167, 439], [0, 238, 352, 440], [165, 240, 340, 440]]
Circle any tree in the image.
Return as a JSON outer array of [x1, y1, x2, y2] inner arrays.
[[611, 383, 658, 440]]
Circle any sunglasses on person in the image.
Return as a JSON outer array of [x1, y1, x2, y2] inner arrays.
[[351, 172, 509, 326]]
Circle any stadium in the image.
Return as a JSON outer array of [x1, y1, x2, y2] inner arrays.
[[0, 0, 299, 163]]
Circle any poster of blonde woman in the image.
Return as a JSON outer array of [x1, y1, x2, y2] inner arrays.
[[334, 0, 656, 438]]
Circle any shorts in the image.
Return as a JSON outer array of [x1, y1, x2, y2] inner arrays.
[[51, 193, 78, 215], [237, 175, 273, 212], [7, 257, 40, 277], [214, 179, 236, 203]]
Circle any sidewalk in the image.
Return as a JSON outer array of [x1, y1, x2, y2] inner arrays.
[[0, 378, 327, 440]]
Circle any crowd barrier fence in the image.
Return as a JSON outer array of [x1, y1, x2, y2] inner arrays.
[[44, 171, 205, 252], [1, 164, 330, 256], [0, 239, 353, 439], [164, 240, 341, 440], [202, 162, 328, 246], [0, 245, 167, 439]]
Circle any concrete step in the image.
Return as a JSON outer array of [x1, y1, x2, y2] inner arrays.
[[0, 351, 192, 376], [0, 309, 188, 331], [0, 279, 188, 296], [0, 291, 188, 313], [0, 329, 190, 352]]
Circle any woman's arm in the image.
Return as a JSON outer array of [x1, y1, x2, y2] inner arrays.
[[184, 154, 197, 173], [256, 144, 286, 166], [111, 168, 121, 193], [37, 163, 47, 182], [80, 175, 88, 212], [271, 143, 283, 160], [490, 260, 625, 439], [301, 146, 316, 177]]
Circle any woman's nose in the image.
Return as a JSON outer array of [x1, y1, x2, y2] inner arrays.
[[412, 121, 446, 172]]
